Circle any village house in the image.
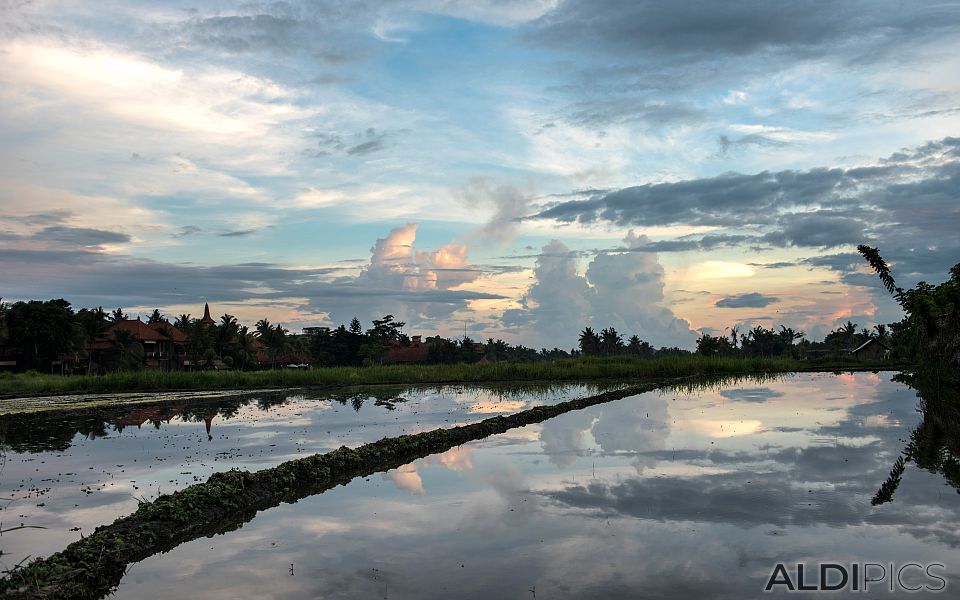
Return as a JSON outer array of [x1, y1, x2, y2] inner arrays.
[[87, 318, 189, 372], [383, 335, 432, 364], [850, 338, 891, 361]]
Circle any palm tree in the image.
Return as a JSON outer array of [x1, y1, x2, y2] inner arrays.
[[110, 328, 143, 370], [600, 327, 624, 355], [728, 326, 740, 350], [235, 326, 258, 370], [578, 327, 600, 356], [147, 309, 164, 324], [873, 323, 889, 344]]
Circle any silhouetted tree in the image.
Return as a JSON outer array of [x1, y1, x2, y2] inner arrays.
[[578, 327, 600, 356]]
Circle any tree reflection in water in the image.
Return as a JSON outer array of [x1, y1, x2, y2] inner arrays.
[[872, 372, 960, 505]]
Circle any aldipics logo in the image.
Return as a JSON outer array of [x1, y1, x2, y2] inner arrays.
[[763, 562, 947, 593]]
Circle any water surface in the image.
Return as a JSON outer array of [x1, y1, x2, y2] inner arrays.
[[5, 373, 959, 598], [0, 383, 610, 566]]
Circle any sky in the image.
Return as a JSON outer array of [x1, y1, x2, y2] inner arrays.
[[1, 0, 959, 350]]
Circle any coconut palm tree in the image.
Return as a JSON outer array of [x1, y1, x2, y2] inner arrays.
[[578, 327, 600, 356]]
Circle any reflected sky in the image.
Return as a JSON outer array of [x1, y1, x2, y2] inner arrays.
[[80, 372, 960, 599], [0, 383, 610, 567]]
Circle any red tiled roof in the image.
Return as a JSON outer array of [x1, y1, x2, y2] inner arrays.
[[384, 342, 431, 363], [148, 321, 187, 342], [111, 319, 169, 341]]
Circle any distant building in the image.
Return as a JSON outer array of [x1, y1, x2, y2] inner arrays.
[[200, 303, 216, 325], [383, 335, 432, 364], [851, 338, 891, 361], [87, 318, 188, 371]]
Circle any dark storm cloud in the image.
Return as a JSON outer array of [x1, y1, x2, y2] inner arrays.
[[529, 1, 960, 64], [531, 137, 960, 287], [0, 225, 131, 247], [542, 436, 960, 536], [543, 472, 864, 528], [761, 212, 866, 248], [532, 168, 847, 227], [637, 234, 756, 253], [715, 293, 779, 309], [526, 2, 960, 135]]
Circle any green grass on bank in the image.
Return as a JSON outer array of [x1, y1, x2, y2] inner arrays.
[[0, 356, 898, 398]]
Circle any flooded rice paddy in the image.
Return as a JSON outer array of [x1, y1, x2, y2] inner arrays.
[[2, 372, 958, 598]]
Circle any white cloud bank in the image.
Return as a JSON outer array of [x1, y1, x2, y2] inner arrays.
[[503, 232, 697, 349]]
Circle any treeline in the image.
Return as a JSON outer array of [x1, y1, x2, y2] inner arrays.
[[694, 321, 895, 359], [4, 244, 954, 374], [0, 302, 305, 372], [576, 327, 686, 358]]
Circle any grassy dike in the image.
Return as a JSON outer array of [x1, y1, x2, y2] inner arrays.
[[0, 356, 886, 399], [2, 377, 688, 599]]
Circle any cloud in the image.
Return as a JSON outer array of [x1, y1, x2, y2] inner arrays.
[[504, 233, 696, 348], [531, 137, 960, 287], [383, 463, 425, 495], [715, 293, 779, 309], [529, 1, 960, 66], [715, 134, 789, 157], [636, 234, 756, 253], [305, 223, 503, 329], [306, 128, 394, 158], [761, 212, 865, 248], [565, 97, 705, 129], [0, 224, 505, 332], [0, 225, 130, 249], [457, 177, 534, 246], [502, 239, 593, 347], [718, 388, 785, 402]]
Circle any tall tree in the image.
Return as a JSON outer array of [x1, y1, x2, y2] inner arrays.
[[349, 317, 363, 335], [578, 327, 600, 356], [4, 299, 78, 370], [600, 327, 624, 355]]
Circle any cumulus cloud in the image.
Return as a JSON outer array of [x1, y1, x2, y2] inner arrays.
[[307, 223, 504, 329], [504, 233, 696, 348], [0, 224, 505, 333], [502, 239, 593, 346]]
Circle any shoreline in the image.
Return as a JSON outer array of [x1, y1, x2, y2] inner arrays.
[[0, 356, 905, 409]]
